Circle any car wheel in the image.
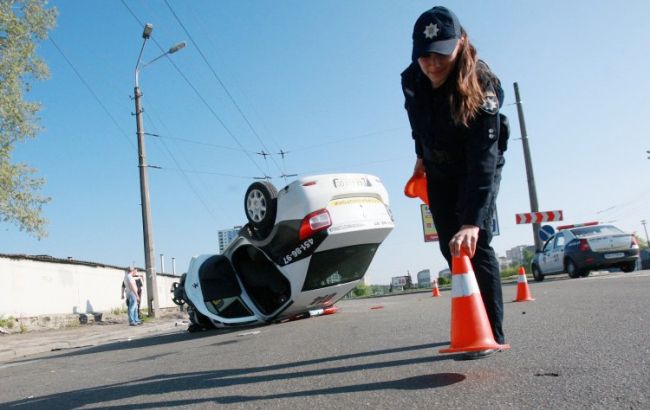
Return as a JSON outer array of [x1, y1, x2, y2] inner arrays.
[[171, 273, 187, 306], [621, 262, 636, 273], [566, 259, 581, 278], [532, 265, 545, 282], [579, 270, 591, 277], [244, 181, 278, 237]]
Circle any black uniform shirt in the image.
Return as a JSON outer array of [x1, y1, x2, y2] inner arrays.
[[401, 61, 503, 228]]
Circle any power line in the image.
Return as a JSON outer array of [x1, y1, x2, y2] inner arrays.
[[155, 137, 223, 224], [120, 0, 267, 178], [145, 132, 256, 154], [48, 36, 135, 151], [290, 127, 407, 152], [145, 109, 261, 182], [161, 167, 261, 179], [163, 0, 285, 175]]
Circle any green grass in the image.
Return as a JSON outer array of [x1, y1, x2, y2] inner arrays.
[[138, 311, 152, 323], [111, 306, 128, 315], [0, 316, 16, 329]]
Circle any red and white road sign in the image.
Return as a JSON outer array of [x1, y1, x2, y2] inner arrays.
[[515, 210, 563, 224]]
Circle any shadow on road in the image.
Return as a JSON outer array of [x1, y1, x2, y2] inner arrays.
[[2, 342, 465, 408], [10, 328, 236, 365]]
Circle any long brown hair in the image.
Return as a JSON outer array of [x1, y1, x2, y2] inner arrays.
[[449, 29, 483, 127]]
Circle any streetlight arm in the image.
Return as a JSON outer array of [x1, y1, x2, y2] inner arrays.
[[134, 38, 148, 88], [141, 41, 187, 71]]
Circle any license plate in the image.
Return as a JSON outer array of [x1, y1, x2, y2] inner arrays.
[[604, 252, 624, 259], [333, 177, 370, 189]]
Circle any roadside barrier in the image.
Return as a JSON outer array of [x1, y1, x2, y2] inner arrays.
[[440, 250, 510, 354]]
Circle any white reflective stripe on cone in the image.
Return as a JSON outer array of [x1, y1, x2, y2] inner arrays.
[[518, 274, 528, 283], [451, 273, 480, 298]]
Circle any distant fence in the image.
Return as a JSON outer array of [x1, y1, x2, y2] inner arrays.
[[0, 254, 180, 317]]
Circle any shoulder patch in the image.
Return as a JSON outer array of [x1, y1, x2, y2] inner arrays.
[[480, 90, 499, 114]]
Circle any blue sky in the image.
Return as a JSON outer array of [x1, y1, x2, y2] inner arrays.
[[3, 0, 649, 284]]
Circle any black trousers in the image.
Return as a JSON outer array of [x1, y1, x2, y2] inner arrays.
[[425, 164, 505, 344]]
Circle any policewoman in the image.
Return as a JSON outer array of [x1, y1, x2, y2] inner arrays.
[[401, 6, 508, 356]]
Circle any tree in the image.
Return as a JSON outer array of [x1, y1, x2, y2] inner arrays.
[[522, 247, 535, 268], [352, 283, 371, 297], [0, 0, 56, 238]]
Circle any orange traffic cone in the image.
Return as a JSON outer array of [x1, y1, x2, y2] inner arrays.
[[404, 174, 429, 205], [513, 266, 535, 302], [432, 279, 440, 297], [440, 250, 510, 354]]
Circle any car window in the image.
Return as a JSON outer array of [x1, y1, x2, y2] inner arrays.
[[572, 225, 623, 238], [207, 297, 253, 319], [554, 233, 565, 249], [302, 244, 378, 291]]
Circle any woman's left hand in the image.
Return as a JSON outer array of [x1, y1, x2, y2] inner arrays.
[[449, 225, 480, 258]]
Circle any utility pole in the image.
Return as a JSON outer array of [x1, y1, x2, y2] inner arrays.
[[514, 82, 542, 251], [134, 71, 159, 318], [132, 24, 185, 317]]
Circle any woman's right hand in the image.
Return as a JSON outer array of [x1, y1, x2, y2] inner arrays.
[[413, 157, 425, 176]]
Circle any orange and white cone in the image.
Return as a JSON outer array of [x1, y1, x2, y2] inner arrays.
[[513, 266, 535, 302], [440, 250, 510, 354], [432, 279, 440, 297]]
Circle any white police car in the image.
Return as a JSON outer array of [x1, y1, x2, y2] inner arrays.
[[171, 173, 394, 331], [531, 222, 639, 281]]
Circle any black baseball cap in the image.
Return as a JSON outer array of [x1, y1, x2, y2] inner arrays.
[[411, 6, 462, 61]]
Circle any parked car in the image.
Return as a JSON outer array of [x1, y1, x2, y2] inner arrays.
[[171, 173, 394, 331], [531, 222, 639, 281]]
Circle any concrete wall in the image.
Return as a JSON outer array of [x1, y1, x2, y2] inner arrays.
[[0, 255, 180, 317]]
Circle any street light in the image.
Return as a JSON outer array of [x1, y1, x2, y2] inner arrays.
[[133, 23, 185, 318]]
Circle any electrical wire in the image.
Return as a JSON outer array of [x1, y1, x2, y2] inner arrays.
[[163, 0, 285, 175], [145, 132, 256, 154], [48, 36, 135, 151], [120, 0, 267, 178]]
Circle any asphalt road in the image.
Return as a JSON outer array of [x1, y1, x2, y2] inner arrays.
[[1, 270, 648, 409]]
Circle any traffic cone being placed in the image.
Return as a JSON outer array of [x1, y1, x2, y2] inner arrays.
[[404, 174, 429, 205], [431, 279, 440, 297], [440, 250, 510, 354], [513, 266, 535, 302]]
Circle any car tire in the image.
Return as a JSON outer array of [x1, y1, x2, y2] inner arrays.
[[579, 270, 591, 277], [532, 265, 545, 282], [566, 259, 581, 278], [621, 262, 636, 273], [244, 181, 278, 238]]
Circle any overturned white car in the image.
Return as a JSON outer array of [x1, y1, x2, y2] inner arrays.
[[171, 174, 394, 332]]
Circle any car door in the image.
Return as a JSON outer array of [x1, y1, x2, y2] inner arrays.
[[538, 237, 555, 273], [191, 254, 259, 325], [549, 233, 566, 273]]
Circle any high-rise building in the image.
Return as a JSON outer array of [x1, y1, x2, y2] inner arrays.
[[217, 226, 243, 254], [417, 269, 431, 287], [505, 245, 535, 265]]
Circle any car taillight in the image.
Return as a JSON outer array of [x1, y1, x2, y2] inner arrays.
[[299, 209, 331, 240], [631, 236, 639, 249], [579, 239, 590, 252]]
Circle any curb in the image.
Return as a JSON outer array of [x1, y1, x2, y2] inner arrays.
[[0, 316, 189, 364]]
